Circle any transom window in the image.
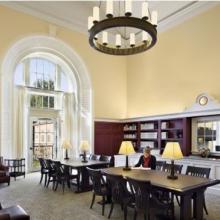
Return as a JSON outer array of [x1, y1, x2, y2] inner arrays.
[[14, 56, 74, 110]]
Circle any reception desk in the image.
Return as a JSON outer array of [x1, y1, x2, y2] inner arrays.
[[114, 153, 220, 194]]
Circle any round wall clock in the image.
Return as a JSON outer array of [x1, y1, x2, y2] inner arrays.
[[198, 95, 208, 106]]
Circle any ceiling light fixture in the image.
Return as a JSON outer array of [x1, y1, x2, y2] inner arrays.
[[88, 0, 158, 56]]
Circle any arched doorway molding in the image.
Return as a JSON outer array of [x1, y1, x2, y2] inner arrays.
[[0, 35, 93, 160]]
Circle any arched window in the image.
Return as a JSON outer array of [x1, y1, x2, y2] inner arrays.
[[13, 54, 79, 171]]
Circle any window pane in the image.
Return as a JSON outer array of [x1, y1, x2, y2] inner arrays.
[[49, 97, 54, 108], [36, 96, 42, 108], [30, 95, 36, 107], [43, 96, 48, 108], [14, 63, 24, 86]]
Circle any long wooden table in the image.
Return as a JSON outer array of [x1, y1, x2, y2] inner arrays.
[[102, 167, 220, 220], [61, 159, 109, 193]]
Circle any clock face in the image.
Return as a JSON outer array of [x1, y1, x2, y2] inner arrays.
[[199, 96, 208, 106]]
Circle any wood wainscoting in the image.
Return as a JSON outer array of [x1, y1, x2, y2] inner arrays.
[[94, 121, 123, 156]]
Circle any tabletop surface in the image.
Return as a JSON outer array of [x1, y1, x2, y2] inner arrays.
[[102, 167, 220, 194], [60, 158, 109, 168]]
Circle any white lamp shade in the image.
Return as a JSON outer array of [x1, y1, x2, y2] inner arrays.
[[80, 140, 89, 152], [119, 141, 135, 155], [102, 31, 108, 45], [151, 11, 158, 26], [93, 6, 100, 22], [116, 34, 121, 47], [125, 0, 132, 16], [142, 2, 149, 19], [88, 16, 94, 30], [106, 0, 113, 17], [142, 31, 148, 42], [62, 140, 72, 150], [162, 142, 183, 160], [130, 33, 135, 46]]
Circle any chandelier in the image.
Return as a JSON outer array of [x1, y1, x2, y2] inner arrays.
[[88, 1, 158, 56]]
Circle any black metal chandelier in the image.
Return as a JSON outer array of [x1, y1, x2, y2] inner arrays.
[[88, 1, 158, 56]]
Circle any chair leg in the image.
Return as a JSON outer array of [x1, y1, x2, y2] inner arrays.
[[108, 202, 114, 219], [133, 209, 137, 220], [175, 195, 180, 206], [47, 176, 51, 187], [203, 199, 208, 215], [44, 174, 48, 187], [39, 173, 43, 184], [102, 196, 105, 216], [62, 181, 65, 194], [90, 193, 96, 209], [124, 205, 127, 220], [55, 181, 59, 191]]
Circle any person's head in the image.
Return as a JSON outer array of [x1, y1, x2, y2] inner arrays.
[[143, 146, 151, 158]]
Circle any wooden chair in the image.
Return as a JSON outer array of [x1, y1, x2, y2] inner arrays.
[[45, 159, 56, 188], [186, 166, 211, 215], [105, 173, 134, 220], [162, 163, 183, 174], [38, 158, 49, 187], [89, 154, 100, 160], [127, 177, 173, 220], [156, 161, 166, 171], [53, 161, 68, 193], [87, 167, 109, 216]]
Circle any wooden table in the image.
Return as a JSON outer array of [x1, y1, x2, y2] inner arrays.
[[102, 167, 220, 220], [61, 159, 109, 193]]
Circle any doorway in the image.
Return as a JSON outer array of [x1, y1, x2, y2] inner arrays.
[[29, 118, 58, 171]]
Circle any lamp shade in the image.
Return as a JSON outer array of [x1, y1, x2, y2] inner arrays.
[[119, 141, 135, 155], [80, 140, 89, 152], [162, 142, 183, 160], [62, 140, 72, 150]]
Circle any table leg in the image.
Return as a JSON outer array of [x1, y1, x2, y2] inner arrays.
[[75, 167, 92, 193], [193, 189, 205, 220], [180, 194, 192, 220]]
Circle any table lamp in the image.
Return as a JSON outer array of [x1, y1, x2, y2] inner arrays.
[[62, 140, 72, 160], [118, 141, 135, 171], [80, 140, 89, 163], [162, 142, 183, 180]]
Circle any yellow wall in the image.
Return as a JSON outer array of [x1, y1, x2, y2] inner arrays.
[[127, 5, 220, 118], [1, 4, 220, 120], [0, 6, 127, 119]]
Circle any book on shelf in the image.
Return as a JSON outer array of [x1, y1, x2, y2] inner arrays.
[[161, 122, 168, 129], [140, 132, 157, 139], [161, 132, 168, 139], [141, 123, 154, 130]]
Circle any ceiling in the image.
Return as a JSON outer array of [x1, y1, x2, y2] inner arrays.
[[2, 1, 219, 35]]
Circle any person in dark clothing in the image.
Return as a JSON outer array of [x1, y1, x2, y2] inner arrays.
[[134, 146, 156, 170]]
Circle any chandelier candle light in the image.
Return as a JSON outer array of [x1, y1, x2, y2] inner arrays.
[[88, 0, 158, 55], [119, 141, 135, 171], [162, 142, 183, 180], [80, 140, 89, 163], [62, 140, 72, 160]]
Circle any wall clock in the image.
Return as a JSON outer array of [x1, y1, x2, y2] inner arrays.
[[198, 95, 208, 106]]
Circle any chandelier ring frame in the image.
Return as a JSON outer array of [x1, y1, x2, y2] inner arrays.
[[89, 16, 157, 56]]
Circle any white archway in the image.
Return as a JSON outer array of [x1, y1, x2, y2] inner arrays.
[[0, 35, 93, 161]]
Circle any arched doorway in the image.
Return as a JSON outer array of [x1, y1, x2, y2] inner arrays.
[[1, 35, 93, 171]]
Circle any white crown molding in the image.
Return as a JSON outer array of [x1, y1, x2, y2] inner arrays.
[[158, 1, 220, 33], [0, 2, 87, 35], [1, 1, 220, 36]]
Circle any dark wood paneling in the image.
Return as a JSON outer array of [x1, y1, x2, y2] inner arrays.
[[94, 122, 123, 156]]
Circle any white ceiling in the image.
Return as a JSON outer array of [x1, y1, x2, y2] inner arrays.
[[1, 1, 219, 34]]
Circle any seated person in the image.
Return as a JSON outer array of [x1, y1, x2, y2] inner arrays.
[[134, 146, 156, 170]]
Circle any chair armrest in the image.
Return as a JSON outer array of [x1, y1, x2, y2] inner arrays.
[[0, 213, 10, 220], [0, 165, 9, 172]]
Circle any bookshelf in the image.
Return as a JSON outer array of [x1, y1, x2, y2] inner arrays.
[[122, 118, 191, 155]]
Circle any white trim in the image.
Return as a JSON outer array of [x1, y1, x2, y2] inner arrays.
[[158, 1, 220, 32], [1, 1, 219, 35], [1, 35, 93, 161], [95, 108, 220, 123], [0, 2, 87, 35]]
